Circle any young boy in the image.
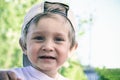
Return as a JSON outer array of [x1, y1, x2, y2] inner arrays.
[[0, 1, 77, 80]]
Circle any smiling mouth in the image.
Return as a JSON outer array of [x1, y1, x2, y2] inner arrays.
[[39, 56, 56, 60]]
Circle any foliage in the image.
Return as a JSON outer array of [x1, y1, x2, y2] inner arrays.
[[59, 59, 87, 80], [0, 0, 41, 68], [96, 68, 120, 80]]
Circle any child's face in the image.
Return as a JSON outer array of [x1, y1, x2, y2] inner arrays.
[[23, 15, 74, 73]]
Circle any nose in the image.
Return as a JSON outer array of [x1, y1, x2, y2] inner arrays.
[[41, 40, 54, 52]]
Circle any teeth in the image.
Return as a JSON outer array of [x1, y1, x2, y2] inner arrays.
[[39, 56, 56, 59]]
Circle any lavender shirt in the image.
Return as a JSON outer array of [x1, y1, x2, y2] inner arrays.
[[10, 66, 68, 80]]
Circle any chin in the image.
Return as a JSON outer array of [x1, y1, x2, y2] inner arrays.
[[38, 65, 57, 71]]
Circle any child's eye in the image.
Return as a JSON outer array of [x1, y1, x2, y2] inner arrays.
[[33, 36, 45, 41], [55, 37, 64, 42]]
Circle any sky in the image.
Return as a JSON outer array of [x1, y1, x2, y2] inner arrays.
[[69, 0, 120, 68], [47, 0, 120, 68]]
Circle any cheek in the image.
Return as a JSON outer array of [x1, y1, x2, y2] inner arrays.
[[26, 44, 39, 61], [57, 46, 70, 64]]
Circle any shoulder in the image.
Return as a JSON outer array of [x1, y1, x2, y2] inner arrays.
[[10, 66, 30, 73], [58, 74, 69, 80], [10, 66, 31, 79]]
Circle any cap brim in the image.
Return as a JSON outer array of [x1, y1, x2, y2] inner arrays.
[[23, 54, 31, 67]]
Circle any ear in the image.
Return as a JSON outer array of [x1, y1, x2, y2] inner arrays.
[[19, 38, 27, 55], [69, 43, 78, 57], [72, 43, 78, 51]]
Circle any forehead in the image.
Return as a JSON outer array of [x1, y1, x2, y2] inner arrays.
[[29, 14, 71, 31], [28, 14, 71, 35]]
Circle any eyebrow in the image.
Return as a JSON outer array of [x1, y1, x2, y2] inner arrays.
[[32, 31, 67, 36]]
